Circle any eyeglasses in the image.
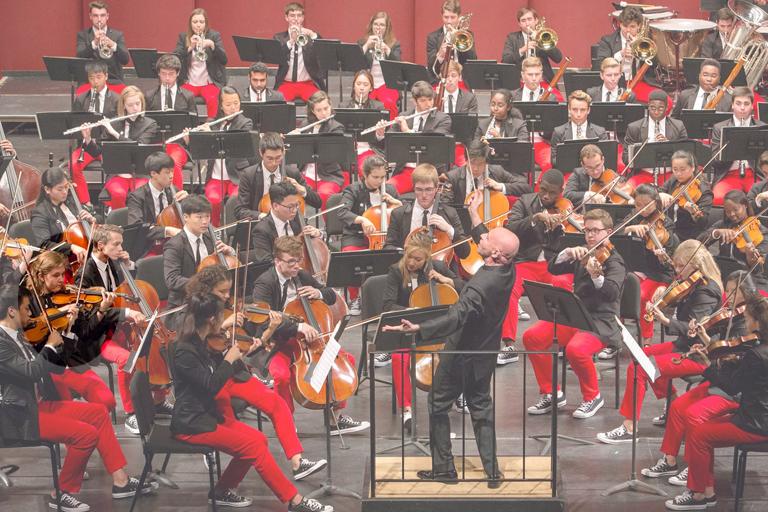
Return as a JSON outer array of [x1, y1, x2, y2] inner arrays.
[[414, 187, 436, 194], [584, 228, 607, 235], [277, 202, 301, 211], [278, 257, 303, 266]]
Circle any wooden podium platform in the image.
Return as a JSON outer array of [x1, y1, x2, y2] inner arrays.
[[362, 456, 565, 512]]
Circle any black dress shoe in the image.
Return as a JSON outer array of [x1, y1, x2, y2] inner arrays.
[[486, 471, 504, 489], [416, 469, 459, 484]]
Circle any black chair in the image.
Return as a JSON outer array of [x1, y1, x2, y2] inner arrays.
[[359, 274, 396, 413], [105, 207, 129, 226], [733, 441, 768, 511], [128, 371, 220, 512], [323, 193, 344, 249], [136, 256, 168, 302], [0, 437, 63, 511], [608, 272, 642, 408], [8, 219, 34, 242], [220, 196, 240, 247]]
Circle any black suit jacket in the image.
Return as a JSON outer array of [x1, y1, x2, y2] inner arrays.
[[80, 115, 159, 159], [501, 30, 563, 82], [338, 97, 385, 110], [442, 164, 530, 204], [76, 27, 129, 83], [337, 181, 400, 248], [0, 330, 64, 442], [585, 85, 635, 104], [622, 116, 688, 164], [504, 192, 564, 262], [671, 86, 732, 119], [163, 230, 216, 307], [595, 31, 659, 86], [239, 86, 286, 103], [550, 122, 609, 166], [72, 88, 119, 140], [439, 89, 478, 114], [297, 118, 347, 185], [145, 85, 198, 113], [663, 279, 723, 352], [383, 202, 470, 259], [389, 108, 452, 135], [204, 113, 257, 186], [474, 116, 529, 142], [126, 183, 175, 242], [661, 176, 713, 241], [250, 214, 302, 265], [76, 256, 125, 290], [30, 196, 81, 254], [273, 31, 326, 90], [426, 27, 478, 82], [361, 40, 402, 67], [710, 117, 768, 179], [381, 260, 463, 312], [252, 266, 336, 311], [700, 218, 768, 291], [748, 179, 768, 225], [235, 162, 322, 221], [173, 30, 228, 88], [701, 31, 724, 59]]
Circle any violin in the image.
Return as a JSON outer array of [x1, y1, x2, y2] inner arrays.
[[206, 331, 261, 354], [692, 303, 746, 332], [644, 270, 707, 322], [362, 181, 399, 251], [640, 211, 673, 266], [0, 231, 38, 259], [405, 183, 454, 264], [50, 285, 139, 308], [733, 216, 765, 267], [672, 333, 759, 365], [670, 178, 704, 220], [580, 240, 614, 269], [547, 197, 584, 233], [590, 169, 634, 205], [24, 307, 72, 344]]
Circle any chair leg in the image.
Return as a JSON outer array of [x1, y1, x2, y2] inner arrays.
[[104, 362, 117, 424], [48, 445, 62, 512], [614, 352, 621, 409], [54, 443, 62, 470], [129, 454, 153, 512], [215, 451, 222, 479], [160, 453, 171, 473], [664, 379, 673, 421], [357, 325, 368, 386], [257, 410, 263, 431], [732, 447, 739, 484], [736, 451, 748, 512], [207, 452, 218, 512], [561, 350, 567, 396]]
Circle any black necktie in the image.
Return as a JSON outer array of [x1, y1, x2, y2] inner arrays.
[[698, 90, 708, 108], [165, 87, 173, 110], [416, 116, 424, 133], [291, 45, 299, 82], [270, 173, 276, 187], [280, 280, 290, 308], [605, 91, 610, 102], [421, 209, 429, 227], [284, 223, 290, 236], [256, 90, 262, 102], [158, 192, 166, 215], [194, 237, 202, 265], [529, 90, 534, 101], [474, 176, 480, 190], [104, 265, 113, 291], [448, 94, 454, 113]]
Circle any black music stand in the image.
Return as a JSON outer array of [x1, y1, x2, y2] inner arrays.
[[447, 113, 479, 146], [513, 102, 569, 134], [380, 61, 431, 113], [720, 127, 768, 179], [314, 40, 368, 103], [42, 56, 89, 107], [715, 255, 746, 282], [188, 130, 258, 223], [325, 249, 403, 385], [333, 108, 389, 146], [384, 133, 455, 170], [487, 139, 534, 179], [231, 36, 284, 66], [101, 142, 163, 185], [583, 203, 634, 227], [36, 111, 104, 188], [144, 111, 197, 145], [554, 139, 619, 172], [121, 221, 153, 261], [240, 102, 296, 134], [462, 60, 520, 91], [372, 305, 451, 457], [628, 140, 699, 186], [0, 155, 13, 178], [680, 110, 731, 139], [523, 280, 599, 456], [682, 58, 747, 88], [563, 71, 602, 97], [589, 103, 646, 139], [128, 49, 168, 79], [759, 103, 768, 124]]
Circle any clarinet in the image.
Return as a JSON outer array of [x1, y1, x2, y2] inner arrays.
[[79, 88, 99, 163]]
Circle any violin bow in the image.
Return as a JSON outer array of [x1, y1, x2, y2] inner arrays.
[[431, 209, 512, 257], [69, 232, 96, 335], [18, 245, 55, 336], [231, 243, 240, 348], [0, 170, 24, 256], [619, 137, 650, 177]]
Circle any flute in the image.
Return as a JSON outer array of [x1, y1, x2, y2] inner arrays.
[[164, 110, 243, 144], [63, 111, 147, 135], [360, 107, 436, 135], [287, 114, 336, 135]]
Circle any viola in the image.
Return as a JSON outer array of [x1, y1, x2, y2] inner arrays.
[[590, 169, 634, 205], [362, 181, 399, 251], [644, 270, 707, 322], [673, 333, 759, 365], [547, 197, 584, 233], [671, 178, 704, 220]]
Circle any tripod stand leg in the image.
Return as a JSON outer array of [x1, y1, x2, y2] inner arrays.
[[602, 479, 667, 497], [530, 434, 596, 456]]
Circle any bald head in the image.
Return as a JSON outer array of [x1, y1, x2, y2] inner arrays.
[[479, 227, 519, 265]]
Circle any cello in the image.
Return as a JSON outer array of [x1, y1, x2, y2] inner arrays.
[[362, 180, 399, 251], [196, 224, 241, 271], [0, 123, 41, 226], [156, 184, 185, 230], [284, 278, 358, 410]]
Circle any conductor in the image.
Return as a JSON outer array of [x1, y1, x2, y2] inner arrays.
[[384, 195, 519, 488]]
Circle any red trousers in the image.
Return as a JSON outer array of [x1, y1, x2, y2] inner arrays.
[[660, 382, 739, 457], [39, 400, 127, 493], [341, 244, 368, 300], [387, 165, 415, 195], [69, 149, 98, 204], [523, 322, 604, 401], [392, 350, 413, 408], [268, 347, 355, 414], [181, 83, 219, 119], [684, 415, 768, 492], [100, 339, 133, 414], [176, 413, 297, 503], [105, 176, 149, 210], [304, 176, 341, 209], [503, 260, 573, 342], [627, 169, 673, 189], [370, 85, 400, 119], [52, 368, 116, 411], [165, 142, 187, 189], [712, 168, 755, 206], [277, 80, 319, 103], [75, 83, 126, 96], [226, 379, 303, 460], [638, 276, 666, 340], [619, 341, 706, 421], [535, 141, 552, 175], [204, 178, 238, 226]]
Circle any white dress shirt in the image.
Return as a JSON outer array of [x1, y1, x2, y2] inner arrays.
[[184, 226, 209, 261], [286, 40, 312, 83], [410, 203, 454, 239], [647, 117, 666, 140], [276, 269, 298, 304], [262, 166, 283, 197], [161, 84, 178, 110], [271, 211, 295, 237], [571, 121, 589, 140]]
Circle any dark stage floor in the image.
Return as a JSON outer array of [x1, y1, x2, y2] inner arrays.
[[1, 75, 767, 512]]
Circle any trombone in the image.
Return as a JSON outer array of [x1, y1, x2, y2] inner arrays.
[[63, 111, 146, 135]]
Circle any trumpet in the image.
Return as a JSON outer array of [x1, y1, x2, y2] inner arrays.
[[290, 25, 309, 47], [372, 26, 385, 60], [63, 111, 146, 136], [164, 110, 242, 144], [95, 22, 114, 60], [288, 114, 336, 135], [193, 30, 208, 62], [360, 107, 436, 135]]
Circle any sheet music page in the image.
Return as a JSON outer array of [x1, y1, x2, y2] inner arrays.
[[616, 315, 660, 382], [310, 338, 341, 393]]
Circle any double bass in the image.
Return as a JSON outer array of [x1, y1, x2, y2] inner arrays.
[[0, 123, 41, 226]]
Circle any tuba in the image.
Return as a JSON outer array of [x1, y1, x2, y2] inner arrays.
[[532, 18, 558, 54], [629, 18, 657, 62], [722, 0, 768, 88]]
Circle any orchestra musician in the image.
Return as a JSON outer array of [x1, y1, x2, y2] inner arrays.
[[586, 58, 637, 103], [426, 0, 478, 83], [183, 266, 328, 482], [234, 132, 321, 222], [659, 150, 713, 241], [169, 293, 334, 512], [549, 90, 609, 169], [0, 285, 156, 512], [126, 152, 189, 251], [249, 182, 323, 266], [701, 8, 735, 60], [437, 61, 478, 114], [163, 194, 236, 311], [382, 163, 470, 260], [671, 59, 732, 119], [511, 56, 561, 102], [274, 2, 325, 102], [374, 81, 452, 194], [251, 236, 370, 435], [502, 7, 563, 82], [69, 60, 119, 207], [524, 208, 626, 419], [597, 240, 723, 442], [475, 88, 529, 143], [624, 90, 688, 188], [358, 11, 401, 118], [564, 144, 632, 206], [242, 62, 286, 103], [75, 1, 128, 93], [747, 150, 768, 221], [173, 8, 228, 121], [709, 87, 766, 205], [338, 70, 385, 111]]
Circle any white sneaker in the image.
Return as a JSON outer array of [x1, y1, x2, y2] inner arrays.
[[497, 345, 519, 365], [373, 352, 392, 367], [572, 395, 604, 419], [518, 304, 531, 321], [668, 467, 688, 487], [348, 298, 361, 316]]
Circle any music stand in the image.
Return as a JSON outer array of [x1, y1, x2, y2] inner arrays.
[[144, 110, 197, 145], [372, 305, 451, 457], [36, 111, 104, 187], [513, 102, 569, 134], [554, 139, 619, 172], [680, 110, 731, 139], [584, 203, 634, 228], [333, 108, 389, 146], [715, 255, 746, 282], [487, 140, 534, 180], [384, 133, 455, 170], [240, 102, 296, 134], [589, 103, 646, 139], [628, 140, 699, 186], [447, 113, 478, 146], [121, 221, 153, 261], [380, 60, 431, 113], [759, 103, 768, 124], [231, 36, 284, 65], [523, 280, 599, 455], [720, 126, 768, 168], [42, 56, 89, 107], [682, 58, 747, 87], [563, 71, 602, 98], [128, 49, 168, 79], [314, 40, 368, 103], [101, 142, 163, 178], [462, 60, 520, 91]]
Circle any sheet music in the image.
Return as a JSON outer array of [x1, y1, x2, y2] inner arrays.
[[616, 315, 660, 382], [310, 337, 341, 393]]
